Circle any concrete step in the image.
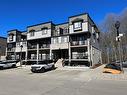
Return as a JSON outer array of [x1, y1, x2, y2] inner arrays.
[[55, 58, 64, 68]]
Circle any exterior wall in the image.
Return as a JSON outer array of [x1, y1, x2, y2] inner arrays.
[[15, 41, 27, 52], [69, 14, 88, 24], [91, 46, 101, 65], [27, 29, 51, 40], [69, 22, 88, 34], [7, 35, 16, 43], [51, 36, 69, 50]]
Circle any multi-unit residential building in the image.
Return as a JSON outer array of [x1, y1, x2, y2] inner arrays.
[[0, 37, 7, 58], [6, 13, 101, 67]]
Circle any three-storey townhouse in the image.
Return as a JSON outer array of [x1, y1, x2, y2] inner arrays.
[[6, 13, 101, 67]]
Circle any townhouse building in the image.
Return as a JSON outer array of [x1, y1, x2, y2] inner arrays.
[[6, 13, 101, 67]]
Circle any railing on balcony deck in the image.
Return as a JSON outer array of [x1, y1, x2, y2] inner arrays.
[[39, 44, 50, 49], [72, 53, 88, 59], [71, 40, 88, 46], [28, 45, 37, 49], [7, 48, 15, 52]]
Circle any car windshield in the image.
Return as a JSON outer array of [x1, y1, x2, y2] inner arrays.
[[0, 62, 8, 64], [38, 62, 47, 64]]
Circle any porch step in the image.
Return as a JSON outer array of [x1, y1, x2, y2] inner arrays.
[[55, 58, 64, 68]]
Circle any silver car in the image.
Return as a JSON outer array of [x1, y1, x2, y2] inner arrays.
[[31, 61, 55, 73], [0, 61, 17, 69]]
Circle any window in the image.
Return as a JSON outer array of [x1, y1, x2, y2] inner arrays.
[[41, 28, 48, 35], [9, 34, 14, 41], [63, 28, 68, 34], [62, 37, 68, 43], [22, 42, 26, 46], [59, 28, 63, 35], [73, 22, 82, 31], [16, 42, 20, 47], [29, 30, 35, 37], [53, 38, 58, 44]]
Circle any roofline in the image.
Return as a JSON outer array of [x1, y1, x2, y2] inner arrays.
[[69, 13, 88, 18], [87, 14, 100, 32], [55, 22, 69, 26], [27, 21, 55, 28], [7, 29, 19, 33]]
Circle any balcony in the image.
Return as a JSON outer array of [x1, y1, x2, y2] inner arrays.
[[39, 54, 50, 60], [7, 48, 15, 52], [28, 45, 37, 50], [39, 44, 50, 49], [28, 55, 37, 61], [52, 31, 60, 36], [71, 40, 88, 46], [72, 53, 88, 59]]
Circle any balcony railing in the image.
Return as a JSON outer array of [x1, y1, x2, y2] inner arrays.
[[28, 45, 37, 49], [39, 54, 50, 60], [7, 48, 15, 52], [39, 44, 50, 49], [71, 41, 88, 46], [28, 55, 37, 60], [53, 32, 60, 36], [72, 53, 88, 59]]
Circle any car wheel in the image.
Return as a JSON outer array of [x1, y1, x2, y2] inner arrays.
[[31, 70, 36, 73], [0, 66, 4, 70], [52, 65, 55, 70], [40, 67, 45, 73], [12, 64, 16, 68]]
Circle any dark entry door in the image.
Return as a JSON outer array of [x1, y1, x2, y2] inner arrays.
[[53, 49, 68, 61]]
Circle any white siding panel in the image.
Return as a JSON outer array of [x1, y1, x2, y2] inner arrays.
[[27, 29, 51, 40], [82, 22, 88, 32]]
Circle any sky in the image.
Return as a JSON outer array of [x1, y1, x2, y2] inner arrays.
[[0, 0, 127, 37]]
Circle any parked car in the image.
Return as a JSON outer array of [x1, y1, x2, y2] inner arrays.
[[0, 60, 17, 70], [123, 61, 127, 68], [103, 63, 122, 74], [31, 61, 55, 73]]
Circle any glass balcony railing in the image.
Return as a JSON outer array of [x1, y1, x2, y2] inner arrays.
[[39, 44, 50, 49], [71, 41, 88, 46], [39, 54, 50, 60], [7, 48, 15, 52], [72, 53, 88, 59], [28, 45, 37, 49]]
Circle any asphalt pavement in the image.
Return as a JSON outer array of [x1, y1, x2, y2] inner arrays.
[[0, 66, 127, 95]]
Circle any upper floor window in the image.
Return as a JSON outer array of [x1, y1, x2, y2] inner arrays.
[[73, 21, 82, 31], [29, 30, 35, 37], [62, 36, 68, 43], [63, 28, 68, 34], [53, 37, 59, 44], [9, 34, 14, 41], [41, 27, 48, 35], [16, 42, 20, 47]]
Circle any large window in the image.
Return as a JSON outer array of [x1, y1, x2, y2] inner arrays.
[[9, 34, 14, 41], [53, 38, 58, 44], [73, 21, 82, 31], [62, 36, 68, 43], [16, 42, 20, 47]]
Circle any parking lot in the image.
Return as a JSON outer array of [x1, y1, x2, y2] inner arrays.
[[0, 66, 127, 95]]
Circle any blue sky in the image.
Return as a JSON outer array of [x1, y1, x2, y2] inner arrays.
[[0, 0, 127, 37]]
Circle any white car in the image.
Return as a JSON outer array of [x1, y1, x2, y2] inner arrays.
[[0, 61, 17, 69], [31, 61, 55, 73]]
